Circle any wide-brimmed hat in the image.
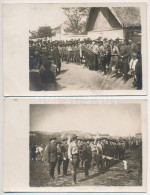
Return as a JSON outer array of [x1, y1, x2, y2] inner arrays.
[[56, 139, 62, 144], [70, 134, 78, 142], [49, 137, 57, 141], [103, 38, 108, 42], [62, 137, 68, 141]]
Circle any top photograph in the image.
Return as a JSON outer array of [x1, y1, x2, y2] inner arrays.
[[3, 3, 147, 96]]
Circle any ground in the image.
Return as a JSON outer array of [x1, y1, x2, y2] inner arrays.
[[30, 148, 142, 187], [55, 62, 136, 91]]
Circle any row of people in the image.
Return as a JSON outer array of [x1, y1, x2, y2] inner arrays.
[[30, 135, 141, 185], [29, 37, 142, 90]]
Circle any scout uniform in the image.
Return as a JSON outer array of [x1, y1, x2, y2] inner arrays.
[[68, 135, 79, 185], [61, 138, 69, 176], [47, 137, 57, 181]]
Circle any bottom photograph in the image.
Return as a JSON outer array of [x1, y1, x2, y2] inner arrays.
[[29, 103, 144, 188]]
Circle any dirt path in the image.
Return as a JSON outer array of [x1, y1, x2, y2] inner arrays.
[[55, 62, 136, 91]]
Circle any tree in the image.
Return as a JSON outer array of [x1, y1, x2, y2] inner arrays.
[[37, 26, 55, 40], [63, 7, 90, 35]]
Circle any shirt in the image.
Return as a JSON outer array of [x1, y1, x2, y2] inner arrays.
[[68, 141, 79, 159], [92, 44, 99, 54], [111, 45, 121, 57], [129, 58, 138, 71]]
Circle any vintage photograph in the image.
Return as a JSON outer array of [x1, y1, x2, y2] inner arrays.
[[30, 103, 143, 187], [29, 5, 143, 91]]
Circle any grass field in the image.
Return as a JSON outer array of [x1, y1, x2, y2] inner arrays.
[[30, 147, 142, 187]]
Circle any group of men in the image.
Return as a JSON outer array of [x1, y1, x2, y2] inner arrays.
[[29, 39, 61, 91], [29, 36, 142, 91], [30, 134, 141, 185]]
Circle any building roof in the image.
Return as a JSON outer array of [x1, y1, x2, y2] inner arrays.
[[110, 7, 141, 28], [86, 7, 141, 31]]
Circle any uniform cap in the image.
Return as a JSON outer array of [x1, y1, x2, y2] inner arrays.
[[56, 139, 62, 144], [77, 137, 83, 141], [70, 134, 78, 141], [103, 38, 108, 41], [62, 137, 68, 141], [49, 137, 57, 141]]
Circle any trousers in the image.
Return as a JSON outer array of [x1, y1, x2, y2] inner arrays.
[[49, 162, 56, 179], [71, 154, 79, 184], [63, 158, 69, 175]]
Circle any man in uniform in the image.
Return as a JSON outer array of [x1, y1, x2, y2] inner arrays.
[[96, 138, 103, 173], [90, 138, 98, 172], [82, 138, 92, 179], [128, 39, 138, 60], [61, 138, 69, 176], [77, 138, 84, 169], [109, 39, 121, 75], [47, 137, 57, 183], [52, 42, 61, 74], [91, 40, 99, 71], [68, 134, 79, 185], [119, 40, 130, 81], [56, 140, 63, 176], [99, 40, 107, 74]]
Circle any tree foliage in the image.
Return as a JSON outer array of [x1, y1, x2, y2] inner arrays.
[[37, 26, 55, 39], [63, 7, 90, 35]]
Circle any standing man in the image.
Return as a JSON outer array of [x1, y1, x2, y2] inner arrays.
[[68, 134, 79, 185], [96, 138, 103, 173], [109, 39, 121, 75], [90, 138, 98, 173], [47, 137, 57, 183], [77, 138, 84, 169], [99, 41, 107, 74], [61, 138, 69, 176], [128, 39, 138, 60], [119, 40, 130, 81], [91, 40, 99, 71], [52, 42, 61, 74], [56, 140, 63, 176], [82, 139, 92, 179]]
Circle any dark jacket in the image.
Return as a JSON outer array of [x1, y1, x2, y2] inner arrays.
[[47, 143, 57, 163], [41, 69, 55, 84], [61, 143, 68, 159], [119, 45, 129, 63], [29, 70, 44, 91], [52, 47, 61, 68], [82, 143, 92, 161]]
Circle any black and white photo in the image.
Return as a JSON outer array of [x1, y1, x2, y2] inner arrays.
[[3, 3, 147, 96], [3, 99, 147, 192], [29, 5, 143, 91], [30, 103, 144, 187]]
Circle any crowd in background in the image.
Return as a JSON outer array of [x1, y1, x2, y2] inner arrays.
[[30, 135, 142, 185], [29, 37, 142, 91]]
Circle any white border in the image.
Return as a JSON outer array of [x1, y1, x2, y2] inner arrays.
[[2, 1, 148, 96]]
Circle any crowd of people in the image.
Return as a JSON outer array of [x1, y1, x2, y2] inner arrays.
[[30, 134, 142, 185], [29, 37, 142, 91]]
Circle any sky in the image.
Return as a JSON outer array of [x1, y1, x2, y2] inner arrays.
[[28, 4, 67, 31], [30, 104, 141, 137]]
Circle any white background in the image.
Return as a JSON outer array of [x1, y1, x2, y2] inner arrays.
[[2, 98, 148, 192], [0, 0, 150, 195], [2, 1, 148, 96]]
